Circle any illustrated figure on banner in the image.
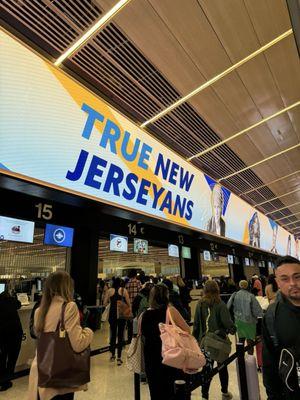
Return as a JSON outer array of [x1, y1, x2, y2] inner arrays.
[[206, 184, 226, 236], [286, 235, 292, 256], [249, 212, 260, 248], [295, 237, 299, 259], [270, 222, 278, 254]]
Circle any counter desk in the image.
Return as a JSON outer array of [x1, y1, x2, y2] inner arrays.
[[17, 302, 36, 371]]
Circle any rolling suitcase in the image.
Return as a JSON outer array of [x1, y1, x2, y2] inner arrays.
[[236, 354, 261, 400], [256, 341, 263, 370]]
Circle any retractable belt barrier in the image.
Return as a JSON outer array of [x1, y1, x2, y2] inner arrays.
[[11, 345, 111, 381], [133, 338, 261, 400]]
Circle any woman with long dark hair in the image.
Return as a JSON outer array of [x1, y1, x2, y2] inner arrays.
[[193, 280, 235, 400], [141, 284, 190, 400], [265, 274, 278, 304], [28, 271, 93, 400]]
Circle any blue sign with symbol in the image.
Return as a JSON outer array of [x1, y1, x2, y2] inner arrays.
[[44, 224, 74, 247]]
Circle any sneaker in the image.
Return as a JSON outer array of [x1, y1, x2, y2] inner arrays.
[[110, 355, 116, 362], [222, 392, 233, 400], [117, 358, 123, 366]]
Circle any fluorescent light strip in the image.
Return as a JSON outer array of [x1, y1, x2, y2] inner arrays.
[[54, 0, 132, 66], [274, 211, 300, 222], [187, 101, 299, 161], [254, 188, 300, 207], [218, 143, 300, 182], [265, 201, 300, 216], [140, 29, 292, 128], [242, 170, 300, 195], [282, 220, 300, 227]]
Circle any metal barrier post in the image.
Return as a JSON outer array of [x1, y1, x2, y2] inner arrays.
[[134, 373, 140, 400], [174, 380, 187, 400], [236, 342, 249, 400]]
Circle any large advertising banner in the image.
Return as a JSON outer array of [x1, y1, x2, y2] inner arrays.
[[0, 30, 298, 257]]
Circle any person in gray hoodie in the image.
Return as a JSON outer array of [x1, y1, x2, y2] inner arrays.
[[227, 280, 263, 354]]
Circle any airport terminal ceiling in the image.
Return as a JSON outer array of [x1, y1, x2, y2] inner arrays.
[[1, 0, 300, 238]]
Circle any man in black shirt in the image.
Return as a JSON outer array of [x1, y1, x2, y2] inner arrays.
[[262, 256, 300, 399]]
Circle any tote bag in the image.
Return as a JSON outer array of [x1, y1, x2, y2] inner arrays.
[[200, 307, 231, 363], [159, 307, 206, 373], [126, 313, 145, 374], [37, 303, 90, 388], [101, 304, 110, 322]]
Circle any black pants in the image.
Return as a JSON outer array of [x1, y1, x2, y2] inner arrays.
[[109, 319, 126, 358], [202, 362, 229, 399], [52, 394, 74, 399], [0, 332, 22, 385]]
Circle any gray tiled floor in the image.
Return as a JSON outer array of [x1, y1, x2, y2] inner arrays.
[[7, 348, 267, 400]]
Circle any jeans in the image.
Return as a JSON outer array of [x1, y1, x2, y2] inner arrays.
[[202, 362, 229, 399], [109, 319, 126, 358]]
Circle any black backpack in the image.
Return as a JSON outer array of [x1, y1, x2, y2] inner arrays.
[[264, 296, 299, 392]]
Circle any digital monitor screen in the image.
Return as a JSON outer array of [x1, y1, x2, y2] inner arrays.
[[182, 246, 191, 259], [0, 216, 34, 243], [227, 255, 234, 264], [244, 258, 250, 266], [0, 283, 5, 294], [168, 244, 179, 258], [110, 234, 128, 252], [134, 238, 148, 254], [44, 224, 74, 247], [203, 250, 211, 261]]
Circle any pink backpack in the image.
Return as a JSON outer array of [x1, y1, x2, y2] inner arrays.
[[159, 307, 206, 373]]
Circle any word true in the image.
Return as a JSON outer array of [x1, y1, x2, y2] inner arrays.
[[65, 103, 195, 221]]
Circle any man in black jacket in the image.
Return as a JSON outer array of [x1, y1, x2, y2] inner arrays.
[[262, 256, 300, 399], [0, 290, 23, 391]]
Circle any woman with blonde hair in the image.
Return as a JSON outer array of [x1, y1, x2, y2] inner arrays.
[[28, 271, 93, 400]]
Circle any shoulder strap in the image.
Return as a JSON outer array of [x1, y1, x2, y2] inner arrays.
[[166, 306, 179, 327], [121, 287, 126, 301], [265, 300, 280, 348]]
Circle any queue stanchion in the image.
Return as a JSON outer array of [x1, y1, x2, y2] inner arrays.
[[134, 373, 141, 400], [174, 379, 187, 400], [236, 342, 249, 400]]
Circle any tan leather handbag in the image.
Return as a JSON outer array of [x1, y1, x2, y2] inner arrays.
[[37, 303, 90, 388], [117, 289, 132, 320]]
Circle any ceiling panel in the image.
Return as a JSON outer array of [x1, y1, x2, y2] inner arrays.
[[1, 0, 299, 236]]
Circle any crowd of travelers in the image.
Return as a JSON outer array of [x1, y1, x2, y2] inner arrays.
[[0, 256, 299, 400]]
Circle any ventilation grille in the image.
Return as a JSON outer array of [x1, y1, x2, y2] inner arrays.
[[1, 1, 298, 234], [1, 0, 103, 55]]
